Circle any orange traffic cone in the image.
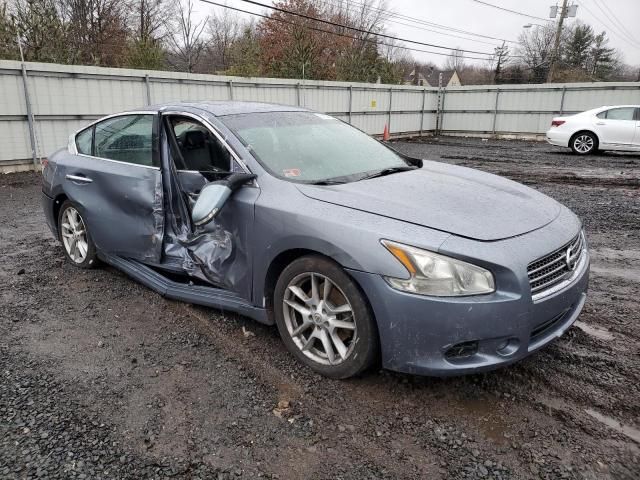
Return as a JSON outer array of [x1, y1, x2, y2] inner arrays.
[[383, 123, 390, 141]]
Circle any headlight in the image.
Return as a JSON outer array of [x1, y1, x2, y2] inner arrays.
[[381, 240, 495, 296]]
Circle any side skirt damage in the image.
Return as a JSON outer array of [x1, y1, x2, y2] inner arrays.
[[99, 253, 271, 325]]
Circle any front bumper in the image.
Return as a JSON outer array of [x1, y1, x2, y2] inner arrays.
[[348, 251, 589, 376]]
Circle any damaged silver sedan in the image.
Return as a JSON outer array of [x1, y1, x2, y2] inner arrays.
[[42, 101, 589, 379]]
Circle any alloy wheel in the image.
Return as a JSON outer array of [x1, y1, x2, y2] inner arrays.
[[61, 207, 89, 264], [282, 272, 357, 366], [573, 135, 594, 153]]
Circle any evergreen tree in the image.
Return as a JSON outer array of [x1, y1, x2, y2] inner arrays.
[[564, 23, 594, 70], [589, 32, 617, 80]]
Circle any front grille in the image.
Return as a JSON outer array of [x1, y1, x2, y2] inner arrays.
[[527, 232, 585, 296]]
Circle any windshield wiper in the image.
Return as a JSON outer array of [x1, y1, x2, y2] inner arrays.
[[357, 166, 417, 181], [309, 179, 348, 185]]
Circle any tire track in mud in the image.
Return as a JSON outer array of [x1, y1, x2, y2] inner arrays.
[[3, 140, 640, 480], [394, 138, 640, 477]]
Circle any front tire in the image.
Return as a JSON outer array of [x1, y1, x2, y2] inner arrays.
[[274, 255, 379, 379], [58, 201, 97, 268], [570, 132, 597, 155]]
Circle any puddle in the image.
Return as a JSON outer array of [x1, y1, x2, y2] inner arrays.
[[585, 409, 640, 444], [452, 397, 510, 444], [574, 321, 615, 341]]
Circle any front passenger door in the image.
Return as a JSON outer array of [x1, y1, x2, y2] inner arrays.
[[160, 113, 258, 299]]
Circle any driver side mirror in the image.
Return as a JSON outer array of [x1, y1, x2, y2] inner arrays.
[[192, 173, 256, 226]]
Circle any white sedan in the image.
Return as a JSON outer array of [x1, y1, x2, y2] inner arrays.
[[546, 105, 640, 154]]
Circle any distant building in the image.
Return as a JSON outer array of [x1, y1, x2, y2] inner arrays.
[[404, 66, 462, 87]]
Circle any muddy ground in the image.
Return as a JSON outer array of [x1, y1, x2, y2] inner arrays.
[[1, 137, 638, 479]]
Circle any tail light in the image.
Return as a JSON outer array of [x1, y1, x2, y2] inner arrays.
[[551, 120, 565, 127]]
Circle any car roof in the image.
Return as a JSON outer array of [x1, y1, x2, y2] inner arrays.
[[597, 105, 640, 109], [145, 101, 310, 117]]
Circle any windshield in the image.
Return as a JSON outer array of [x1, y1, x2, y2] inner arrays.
[[221, 111, 408, 183]]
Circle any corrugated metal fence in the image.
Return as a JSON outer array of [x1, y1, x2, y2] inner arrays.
[[1, 59, 639, 170]]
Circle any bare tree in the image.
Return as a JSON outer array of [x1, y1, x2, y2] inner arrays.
[[130, 0, 170, 42], [330, 0, 393, 81], [516, 24, 557, 83], [226, 20, 261, 77], [492, 42, 509, 84], [205, 8, 242, 72], [125, 0, 172, 69], [167, 0, 207, 72], [59, 0, 130, 66], [444, 48, 465, 72]]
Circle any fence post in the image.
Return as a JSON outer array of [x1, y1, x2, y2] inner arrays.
[[348, 85, 353, 125], [419, 88, 426, 136], [559, 85, 566, 115], [435, 87, 442, 135], [387, 87, 393, 134], [228, 79, 234, 100], [439, 88, 447, 134], [17, 35, 38, 168], [297, 82, 301, 106], [144, 74, 151, 105], [492, 87, 500, 136]]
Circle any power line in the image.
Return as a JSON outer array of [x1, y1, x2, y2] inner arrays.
[[470, 0, 551, 22], [316, 0, 519, 45], [198, 0, 501, 61], [575, 0, 640, 49], [233, 0, 498, 57], [590, 0, 640, 47], [315, 0, 505, 47]]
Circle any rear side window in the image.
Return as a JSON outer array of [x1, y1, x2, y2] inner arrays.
[[94, 114, 155, 166], [76, 127, 93, 155], [601, 107, 636, 121]]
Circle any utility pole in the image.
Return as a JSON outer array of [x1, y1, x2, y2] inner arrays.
[[494, 41, 507, 84], [17, 34, 39, 168], [547, 0, 568, 83]]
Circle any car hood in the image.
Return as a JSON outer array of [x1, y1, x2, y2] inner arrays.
[[296, 160, 562, 241]]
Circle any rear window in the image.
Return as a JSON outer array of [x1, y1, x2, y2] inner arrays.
[[599, 107, 636, 121], [94, 114, 155, 167]]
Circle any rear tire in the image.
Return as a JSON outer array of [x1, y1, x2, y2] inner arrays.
[[570, 132, 598, 155], [57, 201, 98, 269], [274, 255, 379, 379]]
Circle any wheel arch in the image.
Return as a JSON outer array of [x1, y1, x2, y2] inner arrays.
[[52, 193, 69, 239], [570, 129, 600, 150], [262, 248, 374, 325]]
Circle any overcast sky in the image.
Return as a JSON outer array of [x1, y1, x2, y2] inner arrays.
[[195, 0, 640, 67]]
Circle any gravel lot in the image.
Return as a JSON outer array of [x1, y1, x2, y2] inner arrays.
[[1, 137, 639, 479]]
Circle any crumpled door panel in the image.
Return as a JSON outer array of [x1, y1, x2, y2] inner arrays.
[[57, 152, 164, 262], [161, 157, 257, 299]]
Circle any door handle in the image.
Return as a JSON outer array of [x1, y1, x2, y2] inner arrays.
[[596, 122, 606, 125], [66, 174, 93, 184]]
